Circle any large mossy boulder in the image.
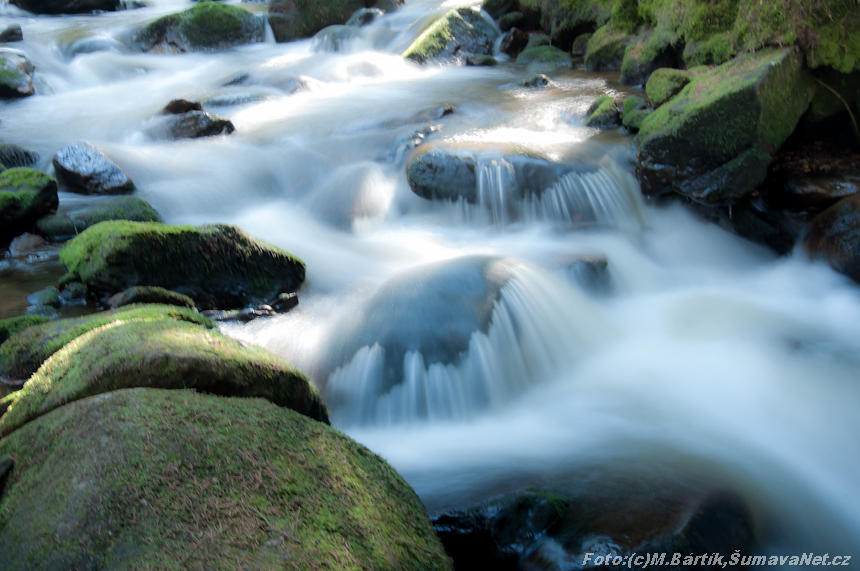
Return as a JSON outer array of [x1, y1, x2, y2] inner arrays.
[[805, 194, 860, 283], [0, 388, 452, 570], [136, 2, 264, 53], [584, 25, 630, 71], [108, 285, 195, 309], [52, 142, 135, 195], [516, 45, 573, 73], [36, 196, 162, 242], [0, 304, 213, 382], [59, 221, 306, 309], [268, 0, 400, 44], [636, 48, 815, 204], [0, 49, 35, 99], [645, 67, 692, 106], [9, 0, 118, 14], [0, 318, 328, 435], [0, 316, 50, 346], [0, 168, 58, 245], [584, 94, 620, 129], [619, 30, 681, 85], [402, 7, 498, 65]]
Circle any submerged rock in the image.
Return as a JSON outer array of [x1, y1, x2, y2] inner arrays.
[[146, 109, 236, 140], [636, 48, 815, 205], [584, 95, 620, 129], [136, 2, 264, 53], [645, 67, 692, 106], [52, 142, 135, 195], [0, 49, 35, 99], [59, 221, 306, 309], [805, 194, 860, 283], [402, 7, 498, 65], [466, 53, 498, 66], [0, 168, 59, 244], [345, 7, 384, 27], [0, 144, 39, 169], [0, 25, 23, 43], [10, 0, 118, 14], [108, 285, 195, 309], [269, 0, 399, 43], [36, 196, 162, 241], [521, 73, 550, 88], [0, 388, 451, 569], [516, 45, 573, 73]]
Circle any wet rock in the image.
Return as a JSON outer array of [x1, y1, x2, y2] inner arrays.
[[570, 32, 591, 56], [402, 7, 498, 65], [36, 196, 162, 241], [0, 388, 450, 569], [563, 255, 611, 294], [636, 48, 815, 204], [389, 124, 441, 163], [0, 168, 59, 245], [52, 142, 135, 195], [0, 304, 212, 382], [778, 177, 860, 212], [269, 0, 399, 43], [619, 30, 681, 85], [146, 110, 236, 140], [59, 221, 306, 310], [584, 25, 630, 72], [726, 202, 796, 255], [202, 306, 276, 322], [0, 144, 39, 169], [136, 2, 265, 53], [163, 98, 203, 114], [0, 49, 34, 99], [0, 25, 23, 43], [345, 7, 383, 27], [522, 74, 550, 88], [498, 11, 524, 32], [108, 286, 196, 310], [516, 45, 572, 73], [10, 0, 119, 14], [481, 0, 518, 19], [270, 291, 298, 312], [621, 95, 649, 133], [26, 286, 61, 309], [8, 233, 47, 256], [59, 282, 87, 303], [645, 67, 691, 106], [500, 27, 528, 58], [805, 194, 860, 283], [466, 54, 498, 66], [0, 315, 50, 346], [312, 24, 364, 52], [60, 35, 129, 60], [584, 95, 620, 129]]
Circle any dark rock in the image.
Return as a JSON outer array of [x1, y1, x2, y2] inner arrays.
[[201, 306, 276, 322], [26, 286, 61, 309], [269, 0, 400, 43], [0, 453, 12, 495], [163, 98, 203, 114], [311, 24, 364, 52], [521, 74, 550, 88], [8, 233, 47, 256], [402, 7, 498, 65], [0, 144, 39, 169], [59, 282, 87, 303], [147, 110, 236, 140], [136, 2, 265, 53], [498, 11, 524, 32], [570, 32, 591, 56], [727, 202, 796, 255], [481, 0, 518, 20], [59, 221, 306, 310], [52, 142, 135, 195], [584, 95, 620, 129], [0, 49, 34, 99], [10, 0, 118, 14], [0, 168, 59, 245], [780, 177, 860, 212], [108, 286, 196, 309], [0, 25, 23, 43], [516, 45, 572, 73], [36, 196, 162, 241], [466, 54, 498, 66], [805, 194, 860, 283], [621, 96, 650, 133], [500, 28, 528, 58], [345, 7, 383, 27], [270, 291, 298, 312]]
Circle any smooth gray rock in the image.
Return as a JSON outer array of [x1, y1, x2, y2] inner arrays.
[[52, 142, 135, 195]]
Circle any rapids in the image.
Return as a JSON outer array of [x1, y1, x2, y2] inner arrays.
[[2, 0, 859, 558]]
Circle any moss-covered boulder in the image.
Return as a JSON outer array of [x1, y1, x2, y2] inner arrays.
[[402, 7, 498, 65], [636, 48, 815, 204], [516, 45, 573, 73], [9, 0, 118, 14], [0, 49, 35, 99], [269, 0, 400, 44], [0, 168, 59, 245], [805, 194, 860, 283], [584, 94, 620, 129], [136, 3, 264, 53], [619, 29, 681, 84], [108, 285, 195, 309], [621, 95, 650, 132], [524, 32, 549, 49], [0, 318, 328, 435], [645, 67, 692, 106], [571, 32, 592, 56], [0, 388, 452, 570], [0, 304, 213, 382], [584, 25, 631, 71], [499, 11, 525, 31], [36, 196, 162, 242], [52, 142, 135, 195], [0, 144, 39, 169], [59, 221, 305, 309], [683, 31, 735, 67], [0, 316, 50, 346]]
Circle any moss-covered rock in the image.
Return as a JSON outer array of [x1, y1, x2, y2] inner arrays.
[[269, 0, 400, 44], [571, 31, 592, 56], [683, 31, 735, 67], [0, 168, 59, 245], [0, 49, 34, 99], [525, 32, 550, 49], [0, 144, 39, 169], [584, 25, 631, 71], [52, 142, 135, 195], [402, 7, 499, 65], [636, 48, 815, 204], [805, 194, 860, 283], [59, 221, 305, 309], [0, 315, 50, 346], [619, 28, 681, 84], [9, 0, 118, 14], [645, 67, 692, 106], [466, 53, 499, 66], [0, 388, 451, 570], [25, 286, 61, 309], [108, 285, 195, 309], [584, 94, 620, 128], [522, 73, 551, 88], [137, 2, 265, 53], [35, 196, 162, 242], [621, 95, 650, 132], [499, 11, 525, 31], [0, 318, 328, 435], [0, 304, 213, 382], [516, 45, 573, 73]]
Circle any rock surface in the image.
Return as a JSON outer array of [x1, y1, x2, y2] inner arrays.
[[645, 67, 692, 106], [0, 144, 39, 169], [52, 142, 135, 195], [402, 7, 498, 65], [146, 110, 236, 140], [584, 95, 620, 129], [805, 194, 860, 283], [0, 168, 59, 245], [136, 2, 264, 53], [0, 25, 23, 43], [36, 195, 162, 241], [584, 26, 629, 71], [59, 221, 306, 309], [269, 0, 399, 43], [108, 285, 195, 309], [0, 388, 452, 570], [0, 49, 35, 98], [516, 45, 572, 73]]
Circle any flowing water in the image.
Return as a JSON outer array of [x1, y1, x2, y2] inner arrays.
[[2, 0, 860, 558]]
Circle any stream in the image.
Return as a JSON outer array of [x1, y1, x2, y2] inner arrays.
[[2, 0, 860, 558]]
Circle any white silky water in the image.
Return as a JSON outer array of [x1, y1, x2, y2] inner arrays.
[[2, 0, 859, 558]]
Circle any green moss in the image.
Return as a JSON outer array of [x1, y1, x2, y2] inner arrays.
[[0, 168, 55, 193], [584, 94, 620, 128], [0, 316, 50, 346], [0, 168, 59, 244], [571, 31, 593, 55], [269, 0, 371, 43], [0, 304, 214, 382], [620, 28, 680, 83], [610, 0, 641, 33], [109, 286, 195, 310], [36, 196, 162, 241], [517, 45, 574, 72], [59, 221, 305, 309], [525, 33, 550, 49], [402, 8, 496, 63], [499, 11, 525, 31], [683, 31, 736, 66], [584, 24, 630, 70], [139, 2, 263, 52], [623, 95, 647, 116], [645, 67, 691, 105], [0, 388, 452, 570], [806, 8, 860, 74]]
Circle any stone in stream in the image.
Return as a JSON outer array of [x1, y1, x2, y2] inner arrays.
[[8, 232, 47, 256], [36, 195, 162, 241], [584, 95, 620, 129], [26, 286, 61, 309], [108, 285, 196, 309], [269, 0, 400, 43], [10, 0, 119, 14], [0, 25, 23, 43], [52, 142, 135, 195], [500, 27, 528, 58], [584, 25, 632, 72], [0, 388, 450, 570], [146, 109, 236, 140], [59, 221, 306, 310], [311, 24, 364, 53], [805, 194, 860, 284], [59, 281, 87, 303], [163, 98, 203, 114], [521, 74, 550, 88], [0, 49, 35, 99], [636, 48, 815, 205], [516, 45, 573, 73], [402, 7, 498, 65], [0, 144, 39, 169], [0, 315, 50, 346], [136, 2, 265, 53], [619, 29, 682, 85], [0, 168, 59, 245], [466, 53, 498, 67], [345, 7, 384, 27], [621, 95, 649, 133]]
